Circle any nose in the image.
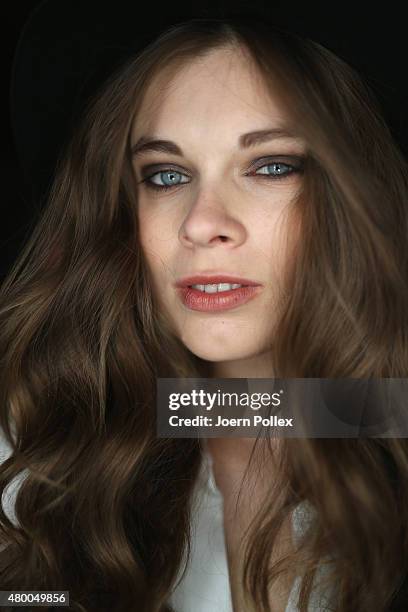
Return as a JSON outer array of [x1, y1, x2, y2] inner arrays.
[[178, 188, 246, 249]]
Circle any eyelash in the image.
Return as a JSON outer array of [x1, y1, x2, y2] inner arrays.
[[139, 157, 305, 192]]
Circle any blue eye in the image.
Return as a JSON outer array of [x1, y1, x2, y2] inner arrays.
[[141, 169, 190, 191], [254, 162, 295, 178], [140, 157, 304, 192]]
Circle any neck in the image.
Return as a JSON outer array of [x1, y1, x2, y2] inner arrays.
[[203, 351, 275, 473]]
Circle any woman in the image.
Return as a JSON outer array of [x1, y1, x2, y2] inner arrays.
[[2, 11, 408, 612]]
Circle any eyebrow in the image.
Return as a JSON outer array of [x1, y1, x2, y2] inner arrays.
[[130, 128, 304, 158]]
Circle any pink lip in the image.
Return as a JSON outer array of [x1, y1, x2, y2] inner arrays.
[[174, 274, 263, 313]]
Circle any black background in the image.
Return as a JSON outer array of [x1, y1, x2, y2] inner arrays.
[[4, 2, 42, 281]]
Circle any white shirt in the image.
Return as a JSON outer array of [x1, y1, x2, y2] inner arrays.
[[169, 448, 336, 612]]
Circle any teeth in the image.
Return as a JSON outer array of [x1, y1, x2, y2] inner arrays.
[[191, 283, 243, 292]]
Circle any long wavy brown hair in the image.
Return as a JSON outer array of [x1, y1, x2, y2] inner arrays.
[[1, 15, 408, 612]]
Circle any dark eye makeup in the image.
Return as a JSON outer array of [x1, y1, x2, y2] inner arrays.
[[137, 155, 306, 193]]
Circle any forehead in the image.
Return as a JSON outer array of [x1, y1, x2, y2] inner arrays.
[[132, 47, 287, 138]]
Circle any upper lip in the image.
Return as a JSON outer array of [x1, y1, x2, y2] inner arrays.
[[175, 274, 262, 288]]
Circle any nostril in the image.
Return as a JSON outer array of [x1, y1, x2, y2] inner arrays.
[[219, 236, 228, 242]]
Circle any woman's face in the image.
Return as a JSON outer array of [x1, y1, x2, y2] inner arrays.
[[131, 47, 306, 373]]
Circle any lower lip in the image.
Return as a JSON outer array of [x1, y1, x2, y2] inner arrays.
[[176, 286, 262, 312]]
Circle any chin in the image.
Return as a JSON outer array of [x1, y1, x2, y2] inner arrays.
[[181, 337, 261, 364]]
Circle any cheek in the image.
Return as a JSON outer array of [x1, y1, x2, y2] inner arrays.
[[138, 207, 166, 260], [138, 217, 163, 291], [138, 200, 177, 243], [251, 211, 289, 267], [251, 205, 300, 300], [138, 207, 177, 293]]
